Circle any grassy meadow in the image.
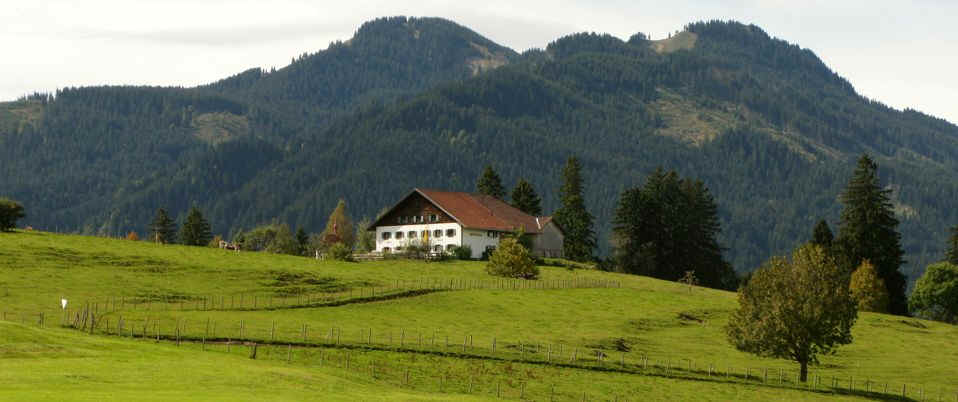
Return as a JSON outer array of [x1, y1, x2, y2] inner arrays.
[[1, 230, 956, 401]]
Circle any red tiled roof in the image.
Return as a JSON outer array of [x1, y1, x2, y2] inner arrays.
[[419, 188, 546, 233], [373, 188, 551, 234]]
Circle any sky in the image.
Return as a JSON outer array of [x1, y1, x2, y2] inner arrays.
[[2, 0, 956, 124]]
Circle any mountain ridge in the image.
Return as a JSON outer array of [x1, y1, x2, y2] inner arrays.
[[1, 17, 956, 281]]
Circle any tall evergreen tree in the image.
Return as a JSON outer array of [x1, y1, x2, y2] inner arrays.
[[149, 208, 177, 244], [477, 165, 506, 199], [510, 179, 542, 216], [947, 224, 958, 265], [179, 206, 212, 246], [295, 227, 309, 255], [612, 168, 736, 289], [836, 154, 907, 314], [554, 156, 596, 262], [811, 219, 833, 247]]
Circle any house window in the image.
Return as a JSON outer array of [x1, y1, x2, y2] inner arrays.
[[421, 230, 427, 238], [433, 245, 443, 252], [430, 214, 439, 222], [420, 215, 424, 223], [383, 247, 391, 253], [446, 229, 456, 237], [395, 246, 403, 251], [487, 231, 498, 238], [396, 217, 402, 224], [446, 244, 456, 251], [408, 231, 417, 238], [433, 229, 442, 238], [395, 232, 404, 239], [382, 232, 391, 240]]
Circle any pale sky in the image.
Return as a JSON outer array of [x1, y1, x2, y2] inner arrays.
[[2, 0, 956, 124]]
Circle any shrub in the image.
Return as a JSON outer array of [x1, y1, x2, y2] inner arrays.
[[486, 237, 539, 279], [326, 242, 353, 261], [453, 245, 473, 260], [0, 198, 26, 232]]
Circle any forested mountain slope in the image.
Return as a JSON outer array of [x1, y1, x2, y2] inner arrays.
[[2, 18, 957, 281], [0, 16, 515, 235]]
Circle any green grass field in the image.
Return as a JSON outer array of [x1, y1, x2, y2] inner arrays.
[[2, 230, 956, 401]]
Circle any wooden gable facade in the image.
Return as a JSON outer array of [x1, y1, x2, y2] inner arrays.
[[376, 191, 456, 227]]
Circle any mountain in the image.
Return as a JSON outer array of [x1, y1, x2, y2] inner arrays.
[[2, 18, 957, 282]]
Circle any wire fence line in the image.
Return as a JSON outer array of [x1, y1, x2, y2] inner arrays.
[[63, 277, 621, 313], [3, 309, 951, 402]]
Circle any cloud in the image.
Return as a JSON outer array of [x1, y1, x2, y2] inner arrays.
[[69, 20, 356, 47]]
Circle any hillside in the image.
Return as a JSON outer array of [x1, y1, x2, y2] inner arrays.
[[1, 231, 956, 400], [1, 18, 958, 280]]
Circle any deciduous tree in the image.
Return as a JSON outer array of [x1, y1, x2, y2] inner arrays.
[[355, 218, 376, 253], [909, 262, 958, 323], [849, 260, 889, 313], [0, 198, 25, 232], [265, 223, 300, 255], [726, 244, 857, 382]]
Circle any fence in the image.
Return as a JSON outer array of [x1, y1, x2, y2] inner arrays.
[[66, 277, 621, 313], [4, 309, 951, 402]]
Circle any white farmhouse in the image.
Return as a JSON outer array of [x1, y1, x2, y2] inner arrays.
[[368, 188, 564, 259]]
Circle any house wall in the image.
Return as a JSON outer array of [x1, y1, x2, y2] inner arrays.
[[375, 223, 462, 253], [531, 222, 564, 258], [462, 229, 504, 259]]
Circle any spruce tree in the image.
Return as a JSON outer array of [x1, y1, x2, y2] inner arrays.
[[179, 206, 212, 246], [149, 208, 177, 244], [554, 156, 596, 262], [947, 224, 958, 265], [476, 165, 506, 199], [836, 154, 907, 314], [612, 168, 735, 289], [510, 179, 542, 216], [811, 219, 833, 247], [295, 227, 309, 255]]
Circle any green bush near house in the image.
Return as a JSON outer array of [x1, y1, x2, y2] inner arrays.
[[452, 245, 473, 260], [486, 236, 539, 279]]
